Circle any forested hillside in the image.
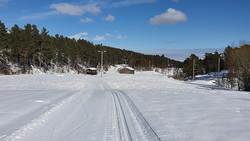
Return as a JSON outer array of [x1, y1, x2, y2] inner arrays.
[[224, 45, 250, 91], [182, 45, 250, 91], [0, 20, 182, 74]]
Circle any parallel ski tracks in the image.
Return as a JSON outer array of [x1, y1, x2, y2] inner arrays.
[[112, 90, 133, 141], [110, 89, 161, 141]]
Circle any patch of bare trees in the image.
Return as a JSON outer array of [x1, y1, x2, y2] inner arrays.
[[224, 44, 250, 91]]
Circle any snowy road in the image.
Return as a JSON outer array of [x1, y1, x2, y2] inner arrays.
[[1, 72, 250, 141], [0, 75, 159, 141]]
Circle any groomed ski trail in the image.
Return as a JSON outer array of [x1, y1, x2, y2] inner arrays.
[[1, 76, 160, 141]]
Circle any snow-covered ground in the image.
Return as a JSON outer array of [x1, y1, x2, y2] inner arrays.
[[0, 71, 250, 141]]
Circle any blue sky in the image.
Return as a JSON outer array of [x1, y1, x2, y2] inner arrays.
[[1, 0, 250, 61]]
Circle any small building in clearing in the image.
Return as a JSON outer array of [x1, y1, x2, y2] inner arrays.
[[118, 67, 135, 74], [86, 68, 97, 75]]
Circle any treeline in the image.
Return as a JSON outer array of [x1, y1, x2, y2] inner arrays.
[[0, 20, 182, 74], [183, 51, 225, 78], [224, 45, 250, 91], [182, 45, 250, 91]]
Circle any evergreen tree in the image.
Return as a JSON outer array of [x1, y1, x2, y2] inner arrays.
[[9, 24, 22, 64], [40, 27, 55, 69], [203, 51, 224, 73], [31, 25, 40, 66], [24, 24, 35, 66], [0, 20, 10, 65], [183, 54, 204, 79]]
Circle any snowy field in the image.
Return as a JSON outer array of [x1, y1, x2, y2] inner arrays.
[[0, 71, 250, 141]]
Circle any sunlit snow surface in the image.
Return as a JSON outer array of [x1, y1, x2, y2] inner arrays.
[[0, 71, 250, 141]]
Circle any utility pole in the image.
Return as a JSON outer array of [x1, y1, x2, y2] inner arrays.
[[218, 55, 221, 86], [39, 52, 41, 70], [98, 51, 106, 77], [39, 39, 43, 70], [167, 59, 170, 77], [149, 60, 151, 71], [123, 59, 128, 66], [193, 59, 195, 81]]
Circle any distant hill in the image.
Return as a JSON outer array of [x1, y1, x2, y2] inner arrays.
[[0, 20, 182, 74]]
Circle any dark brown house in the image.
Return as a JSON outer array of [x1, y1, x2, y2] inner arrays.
[[86, 68, 97, 75], [118, 67, 135, 74]]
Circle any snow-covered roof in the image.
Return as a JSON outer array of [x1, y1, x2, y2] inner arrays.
[[125, 67, 134, 71], [87, 68, 97, 71], [117, 66, 135, 71]]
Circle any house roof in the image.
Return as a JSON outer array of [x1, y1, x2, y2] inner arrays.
[[87, 68, 97, 71], [118, 67, 134, 71], [125, 67, 134, 71]]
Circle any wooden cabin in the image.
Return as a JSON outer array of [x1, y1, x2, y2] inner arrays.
[[118, 67, 135, 74], [86, 68, 97, 75]]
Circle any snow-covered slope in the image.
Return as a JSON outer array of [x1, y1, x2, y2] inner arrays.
[[0, 72, 249, 141]]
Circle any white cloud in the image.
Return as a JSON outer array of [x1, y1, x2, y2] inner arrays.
[[105, 33, 112, 37], [69, 32, 88, 40], [80, 17, 93, 23], [20, 3, 100, 20], [82, 4, 101, 15], [50, 3, 100, 16], [105, 14, 115, 21], [20, 11, 58, 20], [117, 34, 127, 39], [150, 8, 187, 25], [93, 35, 105, 41], [111, 0, 156, 8], [50, 3, 84, 16]]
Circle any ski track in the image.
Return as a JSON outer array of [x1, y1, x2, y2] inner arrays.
[[1, 76, 159, 141], [101, 78, 161, 141], [117, 90, 161, 141], [110, 89, 161, 141]]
